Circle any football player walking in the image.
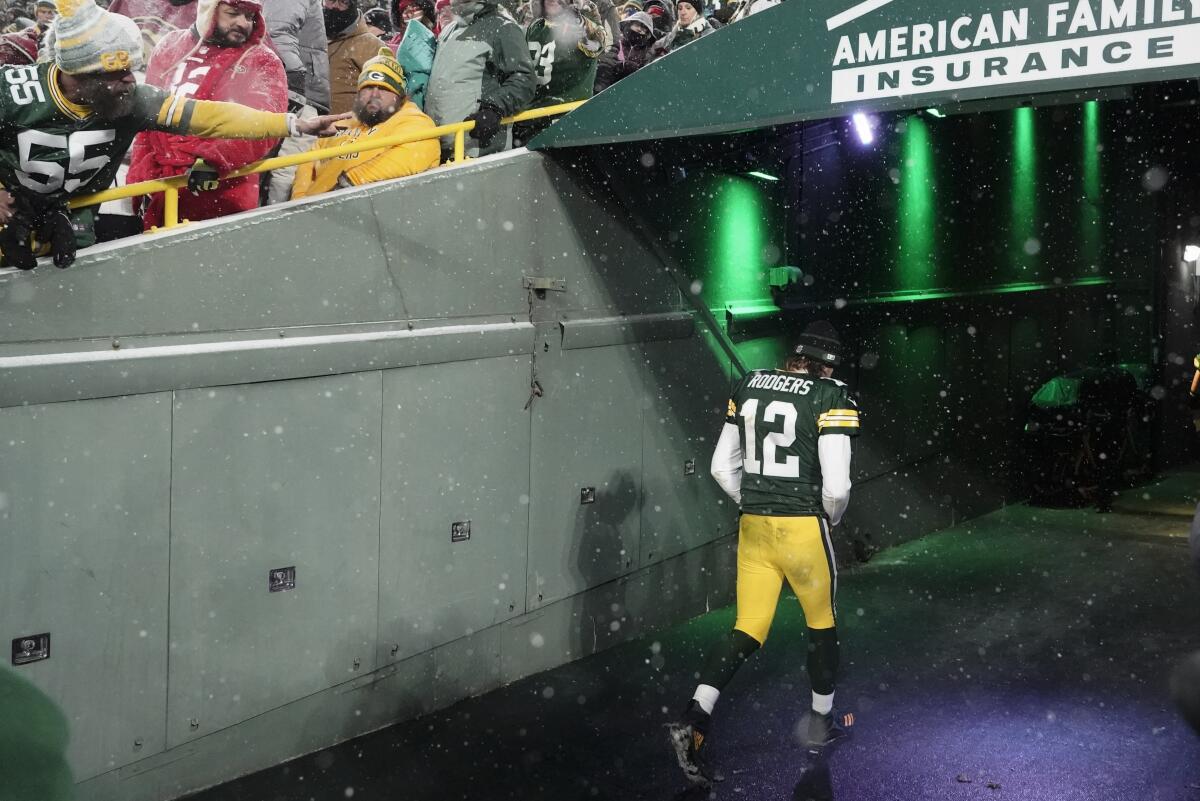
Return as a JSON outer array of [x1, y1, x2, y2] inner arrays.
[[667, 321, 859, 787]]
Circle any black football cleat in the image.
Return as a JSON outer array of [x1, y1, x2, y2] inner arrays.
[[666, 720, 714, 787], [799, 710, 854, 752]]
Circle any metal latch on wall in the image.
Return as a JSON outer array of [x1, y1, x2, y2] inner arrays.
[[12, 633, 50, 666], [522, 276, 567, 294], [269, 566, 296, 593]]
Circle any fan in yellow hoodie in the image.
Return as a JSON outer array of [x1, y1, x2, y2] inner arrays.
[[292, 48, 440, 198]]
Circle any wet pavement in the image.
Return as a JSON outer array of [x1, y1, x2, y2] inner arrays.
[[189, 471, 1200, 801]]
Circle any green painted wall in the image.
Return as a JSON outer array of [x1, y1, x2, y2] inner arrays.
[[0, 151, 739, 801]]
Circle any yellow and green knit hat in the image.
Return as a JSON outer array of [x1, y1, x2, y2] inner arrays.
[[357, 47, 407, 97], [51, 0, 143, 74]]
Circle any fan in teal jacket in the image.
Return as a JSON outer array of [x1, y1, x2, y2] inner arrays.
[[392, 18, 437, 108], [387, 0, 437, 109]]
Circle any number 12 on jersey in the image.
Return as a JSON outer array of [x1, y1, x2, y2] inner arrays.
[[740, 398, 801, 478]]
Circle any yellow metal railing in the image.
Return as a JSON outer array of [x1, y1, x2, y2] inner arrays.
[[68, 100, 585, 230]]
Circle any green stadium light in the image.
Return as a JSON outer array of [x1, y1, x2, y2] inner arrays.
[[924, 108, 946, 118], [747, 171, 780, 182], [1010, 107, 1038, 276], [897, 115, 937, 291], [711, 177, 767, 299], [1081, 101, 1101, 273]]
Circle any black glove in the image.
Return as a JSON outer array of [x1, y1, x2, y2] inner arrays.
[[0, 216, 36, 270], [187, 159, 221, 194], [45, 209, 76, 269], [465, 103, 503, 146]]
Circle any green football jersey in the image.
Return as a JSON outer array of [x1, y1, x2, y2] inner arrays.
[[728, 369, 860, 517], [0, 62, 174, 206], [525, 12, 601, 106]]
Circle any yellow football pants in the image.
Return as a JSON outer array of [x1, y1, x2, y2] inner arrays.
[[734, 513, 837, 644]]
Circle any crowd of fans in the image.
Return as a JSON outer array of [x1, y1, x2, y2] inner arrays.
[[0, 0, 774, 247]]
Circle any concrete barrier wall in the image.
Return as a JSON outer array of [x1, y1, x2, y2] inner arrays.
[[0, 151, 737, 801], [0, 142, 1090, 800]]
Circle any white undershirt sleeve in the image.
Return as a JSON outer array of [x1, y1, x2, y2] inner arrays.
[[818, 433, 852, 526], [709, 422, 744, 506]]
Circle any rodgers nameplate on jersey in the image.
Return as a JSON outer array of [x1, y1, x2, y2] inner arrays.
[[727, 369, 860, 518]]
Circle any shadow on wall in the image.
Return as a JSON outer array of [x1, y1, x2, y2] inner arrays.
[[571, 470, 639, 664], [305, 626, 382, 747]]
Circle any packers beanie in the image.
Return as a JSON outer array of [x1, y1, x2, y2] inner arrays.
[[52, 0, 143, 74], [357, 47, 407, 97]]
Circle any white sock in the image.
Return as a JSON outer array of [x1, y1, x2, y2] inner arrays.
[[692, 684, 720, 715], [812, 691, 834, 715]]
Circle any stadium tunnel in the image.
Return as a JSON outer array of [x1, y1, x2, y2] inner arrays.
[[4, 1, 1200, 799]]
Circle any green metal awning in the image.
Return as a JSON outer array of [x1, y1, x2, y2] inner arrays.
[[530, 0, 1200, 150]]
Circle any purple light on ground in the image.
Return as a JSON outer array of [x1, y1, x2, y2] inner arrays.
[[852, 113, 874, 145]]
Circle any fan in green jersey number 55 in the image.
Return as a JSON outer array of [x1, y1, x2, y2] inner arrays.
[[0, 0, 348, 270]]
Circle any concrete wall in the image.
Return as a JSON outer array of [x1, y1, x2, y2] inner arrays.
[[0, 150, 737, 801]]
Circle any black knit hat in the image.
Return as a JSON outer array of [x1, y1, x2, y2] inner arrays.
[[793, 321, 843, 366]]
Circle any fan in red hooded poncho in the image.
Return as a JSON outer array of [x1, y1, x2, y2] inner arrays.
[[126, 0, 286, 229], [0, 26, 40, 65], [107, 0, 199, 64]]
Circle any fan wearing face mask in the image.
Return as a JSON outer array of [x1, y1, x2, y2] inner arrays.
[[322, 0, 385, 114], [593, 8, 655, 92]]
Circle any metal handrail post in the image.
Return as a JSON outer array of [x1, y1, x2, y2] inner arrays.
[[163, 186, 180, 228]]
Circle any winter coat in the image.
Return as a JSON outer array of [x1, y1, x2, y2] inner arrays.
[[525, 0, 606, 107], [728, 0, 777, 22], [126, 0, 287, 230], [589, 0, 620, 52], [0, 27, 38, 64], [594, 9, 654, 91], [424, 2, 535, 156], [642, 0, 673, 36], [291, 101, 440, 197], [107, 0, 198, 63], [652, 12, 710, 54], [260, 0, 331, 111], [387, 18, 436, 109], [328, 15, 386, 114]]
